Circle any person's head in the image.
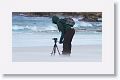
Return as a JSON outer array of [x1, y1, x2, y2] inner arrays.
[[52, 16, 59, 24]]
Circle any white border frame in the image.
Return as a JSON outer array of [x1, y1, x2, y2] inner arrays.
[[0, 0, 114, 74]]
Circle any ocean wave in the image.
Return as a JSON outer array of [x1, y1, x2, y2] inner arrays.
[[12, 25, 102, 33], [12, 25, 58, 32], [12, 16, 102, 32]]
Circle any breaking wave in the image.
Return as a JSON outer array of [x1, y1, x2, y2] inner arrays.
[[12, 16, 102, 32]]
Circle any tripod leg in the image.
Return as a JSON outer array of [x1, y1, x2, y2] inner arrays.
[[51, 46, 55, 56], [51, 49, 54, 56], [56, 45, 61, 55], [53, 46, 56, 55]]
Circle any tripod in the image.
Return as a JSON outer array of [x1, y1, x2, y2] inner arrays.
[[51, 39, 61, 56]]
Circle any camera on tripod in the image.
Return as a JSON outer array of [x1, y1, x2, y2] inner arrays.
[[52, 38, 57, 43], [51, 38, 61, 56]]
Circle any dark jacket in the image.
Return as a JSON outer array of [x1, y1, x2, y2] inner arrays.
[[57, 19, 72, 43]]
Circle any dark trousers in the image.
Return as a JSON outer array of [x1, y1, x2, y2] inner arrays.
[[62, 28, 75, 55]]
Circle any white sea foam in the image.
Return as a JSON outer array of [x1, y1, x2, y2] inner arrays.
[[12, 25, 58, 32], [12, 16, 102, 32]]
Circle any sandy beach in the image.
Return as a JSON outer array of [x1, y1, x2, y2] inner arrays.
[[12, 15, 102, 62], [12, 45, 102, 62]]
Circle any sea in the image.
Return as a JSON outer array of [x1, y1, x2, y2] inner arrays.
[[12, 15, 102, 47]]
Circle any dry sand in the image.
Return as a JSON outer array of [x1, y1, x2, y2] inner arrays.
[[12, 45, 102, 62]]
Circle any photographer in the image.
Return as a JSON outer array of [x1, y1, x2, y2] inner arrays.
[[52, 16, 75, 56]]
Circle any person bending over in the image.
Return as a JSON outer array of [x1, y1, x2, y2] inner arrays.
[[52, 16, 75, 56]]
